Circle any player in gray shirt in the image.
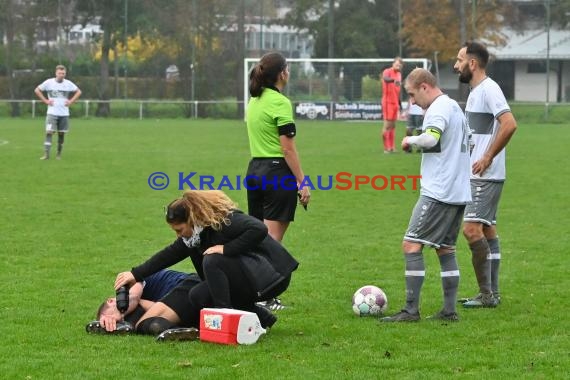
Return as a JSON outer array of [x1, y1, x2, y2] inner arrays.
[[381, 68, 471, 322], [454, 41, 517, 308]]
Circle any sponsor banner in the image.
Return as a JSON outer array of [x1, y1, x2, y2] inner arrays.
[[294, 102, 390, 121], [333, 102, 382, 121], [294, 102, 330, 120]]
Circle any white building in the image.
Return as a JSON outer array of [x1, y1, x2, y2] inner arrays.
[[68, 23, 103, 44], [438, 27, 570, 103]]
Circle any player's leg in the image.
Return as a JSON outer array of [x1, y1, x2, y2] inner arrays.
[[429, 205, 465, 321], [463, 221, 490, 291], [383, 104, 398, 152], [388, 124, 395, 152], [137, 277, 202, 336], [380, 240, 423, 322], [135, 302, 180, 335], [56, 116, 69, 159], [40, 115, 57, 160], [462, 181, 502, 307], [136, 299, 199, 341], [382, 197, 442, 322], [484, 224, 501, 301], [381, 101, 393, 152], [381, 120, 390, 152]]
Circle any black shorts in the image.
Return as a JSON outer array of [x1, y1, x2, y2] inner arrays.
[[246, 158, 298, 222], [159, 276, 201, 327]]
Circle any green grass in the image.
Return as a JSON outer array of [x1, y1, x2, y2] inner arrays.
[[0, 118, 568, 379]]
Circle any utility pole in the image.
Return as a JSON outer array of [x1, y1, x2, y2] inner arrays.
[[191, 0, 197, 103], [545, 0, 551, 120], [398, 0, 402, 57], [472, 0, 477, 39], [124, 0, 128, 109], [328, 0, 337, 101], [259, 0, 264, 55], [458, 0, 469, 105]]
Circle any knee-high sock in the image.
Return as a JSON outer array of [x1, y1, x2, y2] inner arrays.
[[388, 128, 396, 150], [44, 134, 53, 156], [57, 133, 64, 155], [438, 252, 460, 313], [487, 237, 501, 295], [404, 252, 425, 314], [136, 317, 176, 335], [382, 130, 389, 150], [469, 238, 492, 294]]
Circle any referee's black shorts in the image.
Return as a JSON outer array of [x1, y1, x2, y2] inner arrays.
[[246, 157, 298, 222]]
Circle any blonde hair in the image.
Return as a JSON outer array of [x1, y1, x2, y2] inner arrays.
[[165, 190, 237, 230], [405, 68, 437, 89]]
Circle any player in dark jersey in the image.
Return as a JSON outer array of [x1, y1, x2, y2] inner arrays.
[[86, 270, 200, 334]]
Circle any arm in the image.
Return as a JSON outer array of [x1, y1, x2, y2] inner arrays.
[[116, 239, 192, 289], [34, 87, 52, 105], [99, 281, 143, 331], [472, 112, 517, 175], [138, 299, 156, 311], [66, 88, 82, 106], [280, 135, 310, 205], [126, 282, 144, 314], [205, 212, 268, 257], [382, 74, 401, 86], [402, 127, 440, 150]]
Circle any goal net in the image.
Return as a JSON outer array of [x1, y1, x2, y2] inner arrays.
[[243, 57, 430, 121]]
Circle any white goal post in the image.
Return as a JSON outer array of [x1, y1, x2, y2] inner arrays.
[[243, 57, 431, 120]]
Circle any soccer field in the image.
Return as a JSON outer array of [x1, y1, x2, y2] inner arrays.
[[0, 118, 568, 379]]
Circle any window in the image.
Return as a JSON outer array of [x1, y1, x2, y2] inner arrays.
[[527, 62, 546, 73]]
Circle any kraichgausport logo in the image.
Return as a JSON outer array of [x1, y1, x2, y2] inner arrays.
[[147, 171, 421, 191]]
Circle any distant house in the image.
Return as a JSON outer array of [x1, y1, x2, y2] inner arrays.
[[439, 28, 570, 103], [68, 23, 103, 44], [220, 22, 314, 59], [488, 28, 570, 102]]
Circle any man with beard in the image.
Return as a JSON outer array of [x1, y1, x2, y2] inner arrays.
[[453, 41, 517, 308]]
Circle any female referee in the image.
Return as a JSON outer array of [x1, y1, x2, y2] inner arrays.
[[245, 52, 310, 243]]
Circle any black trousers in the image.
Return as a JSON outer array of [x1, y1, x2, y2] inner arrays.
[[188, 254, 290, 317]]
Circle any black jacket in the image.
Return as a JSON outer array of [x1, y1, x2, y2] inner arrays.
[[131, 210, 299, 291]]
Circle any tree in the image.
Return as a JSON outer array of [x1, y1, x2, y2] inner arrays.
[[401, 0, 517, 62], [75, 0, 148, 116], [305, 0, 400, 100]]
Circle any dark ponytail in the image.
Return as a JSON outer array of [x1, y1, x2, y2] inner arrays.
[[248, 52, 287, 98]]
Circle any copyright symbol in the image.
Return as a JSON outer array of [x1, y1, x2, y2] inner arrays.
[[148, 172, 169, 190]]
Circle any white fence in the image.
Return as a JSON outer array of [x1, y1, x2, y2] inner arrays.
[[0, 99, 244, 119]]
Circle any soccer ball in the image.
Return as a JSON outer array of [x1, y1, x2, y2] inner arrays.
[[352, 285, 388, 317]]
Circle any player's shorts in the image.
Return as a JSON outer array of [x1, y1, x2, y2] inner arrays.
[[246, 158, 298, 222], [404, 195, 466, 249], [159, 276, 202, 327], [45, 115, 69, 133], [463, 180, 504, 226], [382, 102, 399, 121], [407, 115, 424, 131]]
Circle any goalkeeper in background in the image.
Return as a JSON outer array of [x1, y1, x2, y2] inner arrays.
[[380, 57, 403, 153]]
